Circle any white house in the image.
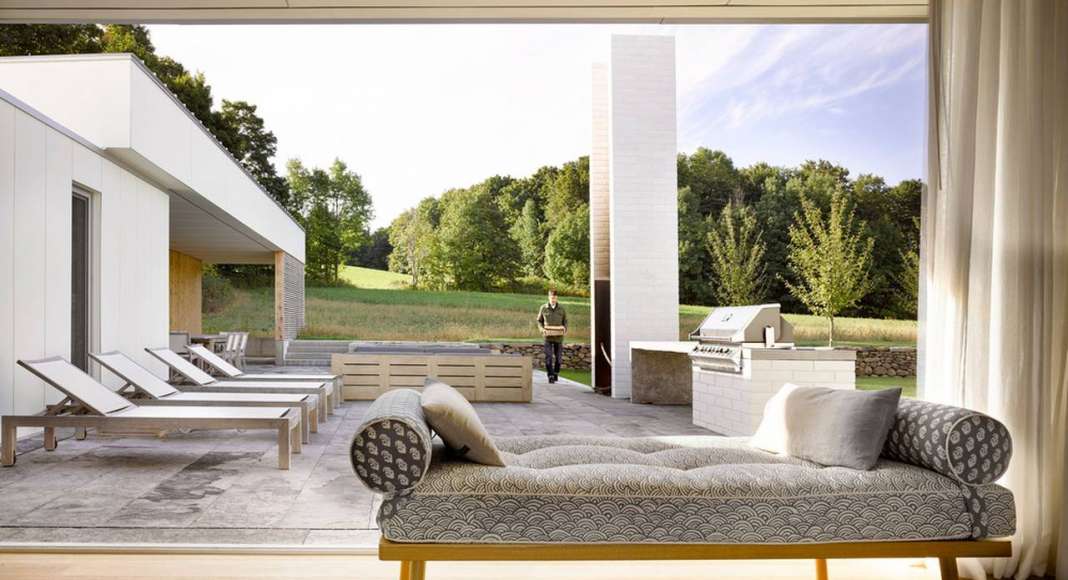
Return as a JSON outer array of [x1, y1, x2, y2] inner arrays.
[[0, 54, 306, 417]]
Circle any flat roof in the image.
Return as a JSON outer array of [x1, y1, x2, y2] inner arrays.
[[0, 1, 928, 24]]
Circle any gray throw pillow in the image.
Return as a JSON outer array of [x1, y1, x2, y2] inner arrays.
[[421, 378, 506, 466], [750, 383, 901, 470]]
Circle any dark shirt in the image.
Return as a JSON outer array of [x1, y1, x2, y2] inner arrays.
[[537, 302, 567, 343]]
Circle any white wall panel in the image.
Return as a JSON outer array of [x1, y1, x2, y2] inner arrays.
[[12, 109, 48, 414], [44, 127, 73, 405], [0, 101, 14, 415], [0, 58, 130, 147], [72, 142, 102, 192], [0, 94, 171, 411]]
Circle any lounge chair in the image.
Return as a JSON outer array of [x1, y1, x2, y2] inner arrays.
[[184, 344, 342, 410], [1, 357, 301, 469], [145, 347, 334, 418], [90, 351, 318, 443]]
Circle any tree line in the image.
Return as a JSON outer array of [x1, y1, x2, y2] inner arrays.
[[377, 149, 921, 321]]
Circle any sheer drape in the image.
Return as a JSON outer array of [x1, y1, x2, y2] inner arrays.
[[921, 1, 1067, 578]]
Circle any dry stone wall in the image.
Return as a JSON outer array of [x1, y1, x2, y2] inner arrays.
[[851, 347, 917, 377], [488, 343, 592, 370], [487, 343, 916, 378]]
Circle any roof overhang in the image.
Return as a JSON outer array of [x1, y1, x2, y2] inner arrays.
[[0, 54, 305, 265], [0, 1, 928, 24]]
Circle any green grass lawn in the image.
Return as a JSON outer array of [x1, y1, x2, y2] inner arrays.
[[205, 267, 917, 346], [558, 369, 592, 386], [856, 375, 917, 398], [338, 265, 410, 289]]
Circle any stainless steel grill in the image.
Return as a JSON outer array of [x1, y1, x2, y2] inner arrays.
[[688, 304, 794, 374]]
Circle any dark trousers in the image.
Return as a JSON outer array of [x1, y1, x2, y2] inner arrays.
[[544, 340, 563, 377]]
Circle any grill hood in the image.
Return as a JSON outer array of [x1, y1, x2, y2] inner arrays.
[[689, 303, 794, 345]]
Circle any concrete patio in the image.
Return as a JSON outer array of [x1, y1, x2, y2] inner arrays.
[[0, 367, 710, 548]]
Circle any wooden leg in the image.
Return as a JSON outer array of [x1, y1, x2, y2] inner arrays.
[[300, 406, 310, 444], [1, 419, 17, 466], [938, 557, 959, 580], [291, 421, 302, 455], [277, 426, 291, 470], [320, 392, 330, 420], [43, 427, 57, 451], [815, 558, 828, 580], [309, 405, 319, 434], [409, 561, 426, 580], [399, 561, 411, 580]]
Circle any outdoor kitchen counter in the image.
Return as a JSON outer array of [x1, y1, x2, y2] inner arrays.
[[692, 346, 858, 436], [630, 341, 697, 405]]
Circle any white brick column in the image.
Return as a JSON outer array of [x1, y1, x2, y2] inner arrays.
[[608, 35, 679, 398]]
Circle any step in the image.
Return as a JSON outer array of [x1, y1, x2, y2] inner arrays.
[[282, 358, 335, 368]]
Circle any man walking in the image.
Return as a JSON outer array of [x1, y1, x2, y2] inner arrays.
[[537, 290, 567, 383]]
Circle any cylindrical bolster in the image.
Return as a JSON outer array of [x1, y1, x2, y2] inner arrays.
[[350, 389, 433, 495], [881, 398, 1012, 486]]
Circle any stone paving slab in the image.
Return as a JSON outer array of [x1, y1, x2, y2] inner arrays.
[[0, 367, 710, 547]]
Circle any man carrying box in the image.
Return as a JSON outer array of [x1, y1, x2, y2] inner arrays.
[[537, 289, 567, 384]]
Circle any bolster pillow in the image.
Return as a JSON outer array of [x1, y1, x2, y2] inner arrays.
[[881, 398, 1012, 486], [350, 389, 433, 495]]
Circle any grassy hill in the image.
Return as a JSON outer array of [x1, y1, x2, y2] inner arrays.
[[338, 265, 410, 289], [205, 267, 916, 346]]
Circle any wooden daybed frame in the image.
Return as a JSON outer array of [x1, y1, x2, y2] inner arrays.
[[380, 537, 1011, 580]]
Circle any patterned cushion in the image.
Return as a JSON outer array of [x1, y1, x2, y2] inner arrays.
[[350, 389, 433, 495], [882, 399, 1012, 486], [379, 435, 1016, 544]]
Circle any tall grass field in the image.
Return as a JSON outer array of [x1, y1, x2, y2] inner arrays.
[[205, 266, 917, 346]]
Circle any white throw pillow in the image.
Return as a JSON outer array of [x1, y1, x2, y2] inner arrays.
[[750, 383, 901, 470], [421, 378, 506, 466]]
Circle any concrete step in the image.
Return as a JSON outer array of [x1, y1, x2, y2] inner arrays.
[[282, 358, 335, 368]]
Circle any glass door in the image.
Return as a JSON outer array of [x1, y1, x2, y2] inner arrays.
[[71, 191, 91, 371]]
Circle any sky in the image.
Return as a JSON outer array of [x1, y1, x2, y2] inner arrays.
[[147, 24, 927, 229]]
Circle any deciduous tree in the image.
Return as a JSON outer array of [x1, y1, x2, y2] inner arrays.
[[544, 204, 590, 287], [786, 190, 875, 344], [707, 203, 767, 306]]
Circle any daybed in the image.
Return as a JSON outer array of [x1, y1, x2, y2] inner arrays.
[[351, 390, 1015, 580]]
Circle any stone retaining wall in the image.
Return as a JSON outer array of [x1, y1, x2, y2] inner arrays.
[[489, 343, 592, 370], [487, 343, 917, 378], [851, 347, 917, 377]]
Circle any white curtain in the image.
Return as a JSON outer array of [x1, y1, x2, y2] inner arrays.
[[921, 1, 1068, 578]]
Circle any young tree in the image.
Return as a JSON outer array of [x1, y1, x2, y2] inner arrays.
[[894, 217, 921, 319], [287, 159, 374, 284], [544, 204, 590, 287], [707, 203, 767, 306], [786, 190, 875, 345], [388, 207, 434, 287]]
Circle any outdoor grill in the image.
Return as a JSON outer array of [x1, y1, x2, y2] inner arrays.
[[688, 304, 794, 374], [686, 303, 855, 436]]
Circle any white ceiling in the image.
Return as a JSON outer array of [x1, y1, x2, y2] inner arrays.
[[0, 1, 927, 24]]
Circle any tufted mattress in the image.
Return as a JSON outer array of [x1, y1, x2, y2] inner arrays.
[[378, 435, 1016, 545]]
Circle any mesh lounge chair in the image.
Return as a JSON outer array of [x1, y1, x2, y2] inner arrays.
[[145, 347, 334, 418], [1, 357, 301, 469], [184, 344, 342, 411], [90, 351, 318, 443]]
